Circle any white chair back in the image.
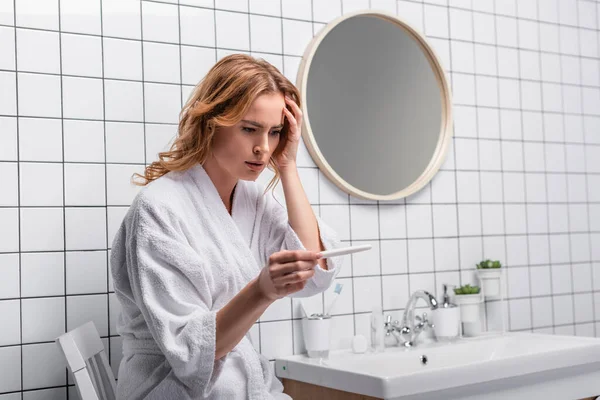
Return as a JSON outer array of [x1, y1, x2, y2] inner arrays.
[[55, 321, 117, 400]]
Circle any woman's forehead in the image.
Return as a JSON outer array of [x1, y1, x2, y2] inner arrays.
[[243, 93, 285, 126]]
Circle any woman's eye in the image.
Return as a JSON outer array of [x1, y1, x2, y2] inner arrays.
[[242, 127, 279, 136]]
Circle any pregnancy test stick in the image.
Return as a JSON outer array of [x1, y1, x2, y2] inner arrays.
[[319, 244, 372, 258]]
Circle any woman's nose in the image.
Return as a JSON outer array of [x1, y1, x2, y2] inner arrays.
[[254, 133, 270, 154]]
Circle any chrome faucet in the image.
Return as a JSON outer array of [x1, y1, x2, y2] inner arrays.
[[384, 290, 439, 347]]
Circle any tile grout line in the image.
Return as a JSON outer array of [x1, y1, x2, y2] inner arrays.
[[338, 0, 359, 348], [99, 0, 111, 386], [308, 0, 326, 353], [557, 0, 578, 335], [444, 0, 462, 308], [12, 0, 24, 394], [490, 0, 511, 333], [466, 0, 489, 331], [140, 0, 148, 172], [374, 0, 384, 340], [57, 0, 69, 394], [422, 0, 440, 325], [539, 0, 560, 334], [4, 62, 600, 90], [514, 0, 536, 334], [0, 287, 592, 320]]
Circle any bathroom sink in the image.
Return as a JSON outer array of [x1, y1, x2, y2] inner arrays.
[[275, 332, 600, 400]]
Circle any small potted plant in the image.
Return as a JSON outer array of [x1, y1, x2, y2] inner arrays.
[[476, 259, 502, 299], [453, 284, 482, 323]]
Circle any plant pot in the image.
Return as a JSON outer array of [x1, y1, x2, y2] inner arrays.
[[453, 293, 482, 323], [477, 269, 502, 299]]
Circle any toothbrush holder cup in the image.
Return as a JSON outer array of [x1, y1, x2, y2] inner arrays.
[[301, 314, 332, 359]]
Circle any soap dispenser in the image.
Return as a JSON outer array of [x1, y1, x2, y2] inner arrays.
[[431, 284, 461, 341], [370, 305, 385, 352]]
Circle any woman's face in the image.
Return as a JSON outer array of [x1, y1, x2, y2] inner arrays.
[[211, 92, 285, 181]]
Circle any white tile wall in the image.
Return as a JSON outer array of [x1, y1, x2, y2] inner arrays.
[[0, 0, 599, 397]]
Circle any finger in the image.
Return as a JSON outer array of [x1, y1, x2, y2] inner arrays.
[[284, 96, 302, 116], [282, 107, 297, 126], [279, 258, 317, 272], [285, 95, 302, 113], [282, 106, 296, 123], [273, 269, 315, 286], [270, 259, 317, 277], [269, 250, 320, 264]]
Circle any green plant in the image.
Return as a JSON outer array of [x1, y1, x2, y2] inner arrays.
[[453, 284, 481, 295], [476, 259, 502, 269]]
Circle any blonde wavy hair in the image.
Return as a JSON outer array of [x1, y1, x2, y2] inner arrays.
[[133, 54, 301, 193]]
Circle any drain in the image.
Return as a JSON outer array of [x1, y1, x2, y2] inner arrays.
[[420, 355, 428, 365]]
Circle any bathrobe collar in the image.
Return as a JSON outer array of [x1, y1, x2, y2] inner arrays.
[[187, 163, 262, 282]]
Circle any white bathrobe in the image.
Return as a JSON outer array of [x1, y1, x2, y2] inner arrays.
[[110, 163, 343, 399]]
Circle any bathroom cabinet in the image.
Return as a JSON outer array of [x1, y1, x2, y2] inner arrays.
[[282, 378, 598, 400], [282, 378, 381, 399]]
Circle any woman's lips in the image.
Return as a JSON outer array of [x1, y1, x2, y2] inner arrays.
[[245, 161, 263, 171]]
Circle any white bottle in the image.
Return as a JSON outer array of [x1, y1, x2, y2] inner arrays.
[[370, 305, 385, 352], [431, 284, 461, 342]]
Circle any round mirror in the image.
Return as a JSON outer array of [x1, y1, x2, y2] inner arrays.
[[297, 11, 452, 201]]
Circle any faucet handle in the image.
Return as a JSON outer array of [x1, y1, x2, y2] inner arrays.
[[383, 315, 394, 334], [384, 314, 404, 334], [385, 314, 401, 327], [415, 312, 434, 330]]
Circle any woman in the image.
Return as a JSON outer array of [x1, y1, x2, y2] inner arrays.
[[110, 54, 343, 399]]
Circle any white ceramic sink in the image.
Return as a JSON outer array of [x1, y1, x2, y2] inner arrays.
[[275, 332, 600, 400]]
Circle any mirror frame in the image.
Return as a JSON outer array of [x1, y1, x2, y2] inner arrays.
[[297, 10, 453, 201]]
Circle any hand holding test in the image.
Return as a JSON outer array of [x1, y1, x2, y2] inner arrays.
[[318, 244, 372, 259]]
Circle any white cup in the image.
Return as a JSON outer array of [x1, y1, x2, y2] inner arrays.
[[302, 315, 331, 358], [432, 307, 461, 341]]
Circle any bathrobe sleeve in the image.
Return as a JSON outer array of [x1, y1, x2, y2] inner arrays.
[[259, 190, 344, 298], [125, 196, 222, 395]]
